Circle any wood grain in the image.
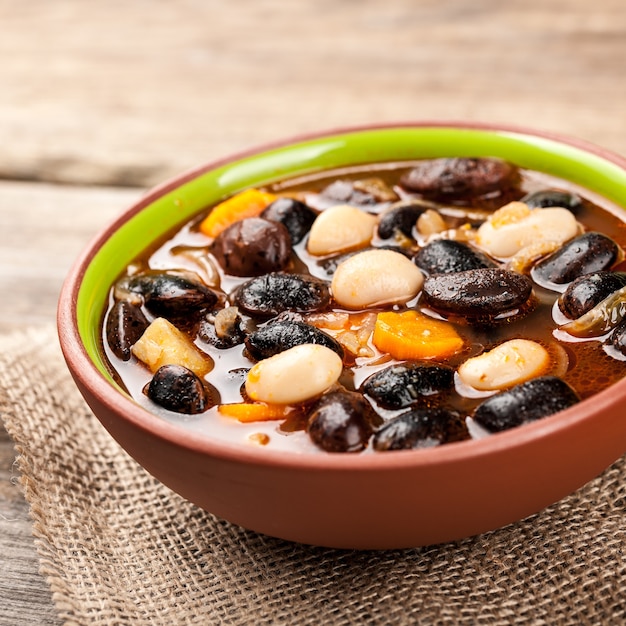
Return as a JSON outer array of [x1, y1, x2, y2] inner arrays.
[[0, 183, 140, 626], [0, 0, 625, 187], [0, 427, 60, 626], [0, 0, 625, 623], [0, 181, 141, 334]]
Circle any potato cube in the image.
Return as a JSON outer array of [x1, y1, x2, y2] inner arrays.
[[132, 317, 213, 376]]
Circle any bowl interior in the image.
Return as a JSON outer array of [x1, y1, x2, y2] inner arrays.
[[77, 125, 626, 390]]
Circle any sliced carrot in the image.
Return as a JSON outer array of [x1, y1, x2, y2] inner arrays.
[[372, 310, 464, 360], [218, 401, 293, 423], [199, 188, 277, 238]]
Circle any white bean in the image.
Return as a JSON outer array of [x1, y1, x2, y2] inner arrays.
[[331, 249, 424, 309], [476, 202, 580, 258], [245, 344, 343, 405], [307, 204, 377, 256], [457, 339, 550, 391]]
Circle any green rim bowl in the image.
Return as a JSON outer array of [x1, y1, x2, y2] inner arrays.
[[58, 121, 626, 549]]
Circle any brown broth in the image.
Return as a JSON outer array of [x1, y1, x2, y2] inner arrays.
[[101, 161, 626, 454]]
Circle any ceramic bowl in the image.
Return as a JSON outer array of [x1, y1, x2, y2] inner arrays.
[[58, 122, 626, 549]]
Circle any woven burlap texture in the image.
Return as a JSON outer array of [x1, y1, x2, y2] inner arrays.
[[1, 325, 625, 625]]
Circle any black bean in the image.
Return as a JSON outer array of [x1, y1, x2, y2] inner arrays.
[[234, 273, 331, 317], [608, 318, 626, 356], [105, 300, 150, 361], [211, 217, 292, 277], [421, 268, 533, 318], [373, 407, 467, 451], [145, 364, 218, 414], [361, 363, 454, 410], [473, 376, 579, 432], [400, 158, 520, 200], [532, 232, 620, 289], [307, 391, 380, 453], [558, 271, 626, 319], [320, 178, 397, 206], [414, 239, 496, 275], [319, 180, 377, 206], [198, 308, 247, 349], [261, 197, 317, 244], [522, 188, 583, 213], [245, 320, 344, 361], [377, 202, 428, 239], [125, 271, 218, 319]]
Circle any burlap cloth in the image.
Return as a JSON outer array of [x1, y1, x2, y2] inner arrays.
[[1, 325, 626, 625]]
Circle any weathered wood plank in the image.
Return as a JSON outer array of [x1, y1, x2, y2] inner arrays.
[[0, 181, 142, 334], [0, 0, 625, 188], [0, 428, 60, 626], [0, 182, 141, 625]]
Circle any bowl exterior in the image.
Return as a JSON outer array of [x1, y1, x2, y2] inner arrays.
[[70, 371, 626, 549], [59, 122, 626, 549]]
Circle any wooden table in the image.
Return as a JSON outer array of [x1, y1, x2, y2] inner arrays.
[[1, 1, 625, 623]]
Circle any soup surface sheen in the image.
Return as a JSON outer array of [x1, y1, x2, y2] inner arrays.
[[102, 159, 626, 454]]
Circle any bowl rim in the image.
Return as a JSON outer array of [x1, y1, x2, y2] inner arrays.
[[57, 119, 626, 471]]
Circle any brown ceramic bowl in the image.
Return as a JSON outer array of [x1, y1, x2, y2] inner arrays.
[[58, 122, 626, 549]]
